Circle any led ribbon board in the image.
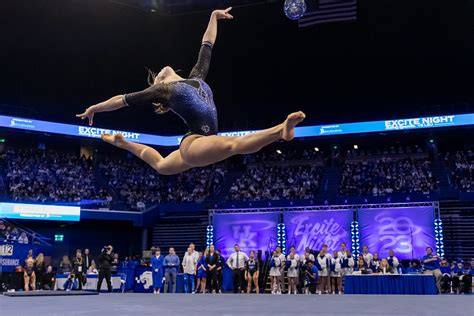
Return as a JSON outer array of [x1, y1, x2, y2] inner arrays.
[[1, 113, 472, 147], [0, 202, 80, 221]]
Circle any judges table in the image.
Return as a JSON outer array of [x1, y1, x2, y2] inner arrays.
[[55, 273, 124, 292], [344, 274, 437, 295]]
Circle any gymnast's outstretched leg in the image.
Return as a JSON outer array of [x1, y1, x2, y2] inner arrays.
[[101, 134, 192, 175], [180, 111, 305, 167]]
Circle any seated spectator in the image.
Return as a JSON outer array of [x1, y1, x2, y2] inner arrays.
[[445, 150, 474, 192], [405, 260, 423, 274], [87, 260, 99, 274], [228, 165, 321, 201], [1, 147, 109, 204], [42, 265, 56, 290], [339, 157, 437, 196], [18, 232, 29, 244], [353, 258, 372, 275], [375, 259, 395, 274], [60, 255, 72, 273], [452, 261, 472, 294], [387, 250, 400, 274], [439, 259, 453, 293]]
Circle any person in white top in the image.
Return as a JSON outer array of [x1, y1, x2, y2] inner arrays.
[[330, 251, 343, 294], [316, 248, 330, 294], [286, 247, 299, 295], [387, 249, 400, 274], [182, 247, 198, 293], [226, 244, 249, 293], [269, 250, 282, 294], [342, 250, 355, 275], [337, 243, 348, 260], [275, 246, 286, 294], [301, 248, 315, 265], [189, 243, 200, 263], [361, 245, 373, 268]]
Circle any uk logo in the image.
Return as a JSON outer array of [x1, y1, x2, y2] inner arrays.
[[232, 225, 257, 248]]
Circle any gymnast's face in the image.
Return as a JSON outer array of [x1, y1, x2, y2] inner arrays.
[[155, 66, 177, 84]]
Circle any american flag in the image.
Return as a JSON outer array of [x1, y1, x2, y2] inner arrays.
[[298, 0, 357, 28]]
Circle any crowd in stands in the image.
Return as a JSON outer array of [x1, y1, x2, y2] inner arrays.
[[445, 149, 474, 192], [243, 148, 324, 164], [2, 144, 474, 209], [339, 157, 438, 196], [227, 165, 321, 201], [99, 158, 227, 210], [1, 148, 110, 204], [345, 145, 425, 159], [0, 220, 37, 244]]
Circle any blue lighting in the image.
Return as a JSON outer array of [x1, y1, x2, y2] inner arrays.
[[1, 113, 472, 147]]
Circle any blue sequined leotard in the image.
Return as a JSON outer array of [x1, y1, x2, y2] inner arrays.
[[122, 42, 218, 139]]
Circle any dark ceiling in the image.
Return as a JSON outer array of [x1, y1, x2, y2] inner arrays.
[[1, 0, 473, 136]]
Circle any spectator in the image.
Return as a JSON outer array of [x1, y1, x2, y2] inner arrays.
[[228, 165, 321, 201], [18, 232, 29, 244], [83, 248, 93, 270], [163, 248, 180, 293], [42, 265, 56, 290], [87, 260, 99, 274], [339, 157, 437, 196], [375, 259, 395, 274], [60, 255, 72, 273], [405, 260, 423, 274], [421, 247, 442, 292], [182, 247, 197, 294], [72, 249, 86, 291]]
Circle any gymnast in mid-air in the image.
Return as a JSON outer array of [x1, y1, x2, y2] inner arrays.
[[77, 7, 305, 175]]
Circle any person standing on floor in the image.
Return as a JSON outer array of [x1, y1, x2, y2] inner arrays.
[[182, 247, 198, 293], [226, 244, 249, 294], [164, 247, 180, 293], [151, 248, 165, 294]]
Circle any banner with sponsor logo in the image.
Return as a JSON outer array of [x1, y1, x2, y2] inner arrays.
[[0, 243, 41, 272], [213, 212, 279, 259], [1, 113, 473, 147], [358, 207, 436, 259], [284, 210, 352, 255]]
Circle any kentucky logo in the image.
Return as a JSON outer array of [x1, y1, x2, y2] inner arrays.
[[135, 271, 153, 289], [201, 125, 210, 133], [232, 225, 257, 248]]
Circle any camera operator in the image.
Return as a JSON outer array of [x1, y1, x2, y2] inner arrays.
[[97, 245, 115, 292], [302, 260, 318, 294]]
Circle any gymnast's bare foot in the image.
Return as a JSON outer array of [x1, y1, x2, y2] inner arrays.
[[101, 133, 128, 148], [282, 111, 306, 141]]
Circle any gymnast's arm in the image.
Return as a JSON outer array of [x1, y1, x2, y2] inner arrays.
[[76, 84, 171, 126], [189, 7, 233, 80]]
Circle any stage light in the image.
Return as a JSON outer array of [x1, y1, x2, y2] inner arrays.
[[0, 139, 5, 143], [333, 145, 338, 150], [314, 147, 319, 152], [353, 145, 358, 149], [284, 0, 307, 20], [276, 149, 282, 154]]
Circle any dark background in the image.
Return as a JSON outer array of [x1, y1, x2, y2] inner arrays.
[[1, 0, 473, 136]]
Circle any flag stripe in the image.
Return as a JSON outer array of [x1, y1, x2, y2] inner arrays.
[[298, 0, 357, 27], [299, 16, 357, 27]]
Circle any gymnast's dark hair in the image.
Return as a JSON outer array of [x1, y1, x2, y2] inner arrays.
[[146, 68, 169, 115]]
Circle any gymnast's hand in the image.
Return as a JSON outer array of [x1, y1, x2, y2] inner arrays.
[[212, 7, 233, 20], [76, 107, 96, 126]]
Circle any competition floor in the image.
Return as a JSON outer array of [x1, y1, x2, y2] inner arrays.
[[1, 293, 473, 316]]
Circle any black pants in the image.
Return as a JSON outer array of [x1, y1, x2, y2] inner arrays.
[[74, 272, 84, 290], [97, 269, 112, 292], [232, 269, 244, 293], [452, 274, 472, 293], [206, 269, 219, 293]]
